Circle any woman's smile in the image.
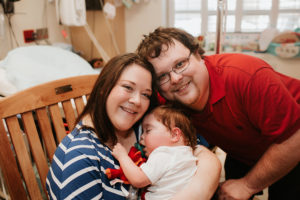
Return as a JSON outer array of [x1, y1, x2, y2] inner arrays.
[[120, 105, 138, 115]]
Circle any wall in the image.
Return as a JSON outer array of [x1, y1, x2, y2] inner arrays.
[[125, 0, 166, 52], [0, 0, 166, 60], [66, 0, 167, 60], [0, 0, 69, 59], [0, 0, 127, 61]]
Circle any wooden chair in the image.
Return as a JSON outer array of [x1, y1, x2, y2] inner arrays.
[[0, 74, 98, 200]]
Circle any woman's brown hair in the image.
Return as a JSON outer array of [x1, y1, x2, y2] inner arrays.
[[76, 53, 158, 145]]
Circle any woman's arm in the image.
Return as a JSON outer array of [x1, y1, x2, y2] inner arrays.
[[171, 145, 222, 200], [112, 143, 151, 188]]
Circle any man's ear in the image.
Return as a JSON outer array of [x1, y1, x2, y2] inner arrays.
[[194, 51, 201, 59], [170, 127, 182, 143]]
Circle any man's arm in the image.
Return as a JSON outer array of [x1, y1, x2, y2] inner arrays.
[[112, 143, 151, 188], [172, 145, 222, 200], [218, 129, 300, 199]]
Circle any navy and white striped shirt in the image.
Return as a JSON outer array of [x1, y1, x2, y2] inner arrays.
[[46, 122, 135, 200]]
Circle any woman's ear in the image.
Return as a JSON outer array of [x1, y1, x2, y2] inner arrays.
[[170, 127, 182, 143]]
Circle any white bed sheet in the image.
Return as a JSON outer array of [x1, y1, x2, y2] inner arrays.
[[0, 45, 100, 97]]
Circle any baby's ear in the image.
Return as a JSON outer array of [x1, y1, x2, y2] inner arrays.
[[170, 127, 182, 143]]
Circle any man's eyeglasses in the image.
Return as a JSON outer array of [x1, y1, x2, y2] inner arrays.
[[157, 53, 192, 86]]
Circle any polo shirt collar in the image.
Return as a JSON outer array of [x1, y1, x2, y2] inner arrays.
[[204, 57, 226, 111]]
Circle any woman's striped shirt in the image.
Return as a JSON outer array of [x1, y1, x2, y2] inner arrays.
[[46, 122, 133, 200]]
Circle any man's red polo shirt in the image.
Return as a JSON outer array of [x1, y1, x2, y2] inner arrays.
[[191, 53, 300, 165]]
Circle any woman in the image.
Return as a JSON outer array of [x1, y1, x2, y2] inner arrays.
[[46, 53, 158, 199]]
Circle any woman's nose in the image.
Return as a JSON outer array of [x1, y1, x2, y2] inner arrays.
[[129, 92, 141, 105]]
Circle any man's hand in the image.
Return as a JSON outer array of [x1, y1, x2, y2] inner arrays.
[[217, 178, 255, 200], [112, 143, 128, 160]]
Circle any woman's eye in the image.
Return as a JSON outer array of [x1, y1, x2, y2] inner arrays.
[[123, 85, 133, 91], [142, 93, 151, 99]]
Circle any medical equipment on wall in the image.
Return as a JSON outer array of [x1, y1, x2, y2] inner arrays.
[[55, 0, 110, 62], [55, 0, 86, 26]]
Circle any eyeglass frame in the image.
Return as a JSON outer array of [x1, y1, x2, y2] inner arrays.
[[157, 52, 192, 86]]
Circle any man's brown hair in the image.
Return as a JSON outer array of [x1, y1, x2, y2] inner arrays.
[[137, 27, 205, 60]]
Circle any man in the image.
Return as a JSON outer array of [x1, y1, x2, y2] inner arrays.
[[137, 27, 300, 200]]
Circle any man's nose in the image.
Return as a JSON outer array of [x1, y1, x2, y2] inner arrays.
[[169, 71, 182, 84]]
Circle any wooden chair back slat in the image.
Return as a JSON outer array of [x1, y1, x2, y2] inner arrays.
[[22, 111, 49, 193], [74, 96, 85, 116], [6, 116, 44, 200], [49, 104, 67, 144], [36, 108, 57, 162], [0, 121, 28, 199], [0, 74, 98, 199], [62, 100, 76, 132]]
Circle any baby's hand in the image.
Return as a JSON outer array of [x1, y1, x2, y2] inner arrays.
[[112, 143, 128, 160]]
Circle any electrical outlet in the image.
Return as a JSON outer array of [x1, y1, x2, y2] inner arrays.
[[36, 28, 48, 40]]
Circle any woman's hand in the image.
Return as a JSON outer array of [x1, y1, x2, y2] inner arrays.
[[112, 143, 128, 160], [171, 145, 222, 200]]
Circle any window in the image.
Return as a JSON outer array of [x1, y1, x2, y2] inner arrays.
[[169, 0, 300, 36]]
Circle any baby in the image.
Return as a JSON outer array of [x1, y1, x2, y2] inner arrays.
[[112, 105, 198, 200]]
